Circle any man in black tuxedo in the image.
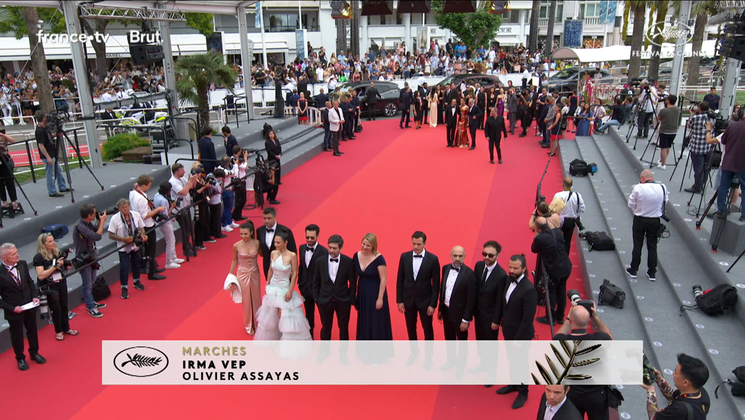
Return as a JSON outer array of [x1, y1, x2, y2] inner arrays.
[[532, 216, 572, 325], [446, 83, 460, 105], [0, 243, 46, 371], [322, 101, 333, 152], [438, 245, 477, 378], [485, 107, 508, 164], [492, 254, 537, 409], [314, 88, 329, 111], [313, 234, 356, 340], [445, 99, 459, 147], [298, 224, 328, 338], [256, 207, 297, 279], [365, 82, 382, 121], [396, 231, 440, 341], [198, 125, 217, 174], [264, 130, 282, 205], [476, 85, 488, 129], [468, 98, 483, 150], [399, 85, 413, 129], [536, 385, 583, 420]]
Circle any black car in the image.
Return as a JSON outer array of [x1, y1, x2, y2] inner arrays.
[[337, 81, 402, 117], [546, 67, 614, 94], [437, 73, 503, 90]]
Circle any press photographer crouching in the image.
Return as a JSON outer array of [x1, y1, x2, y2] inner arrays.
[[641, 353, 710, 419], [33, 233, 79, 341], [107, 198, 148, 299], [73, 204, 108, 318], [553, 297, 614, 420]]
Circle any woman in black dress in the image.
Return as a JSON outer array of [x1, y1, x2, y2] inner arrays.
[[353, 233, 393, 341], [413, 91, 423, 129], [437, 85, 445, 125], [33, 233, 78, 341]]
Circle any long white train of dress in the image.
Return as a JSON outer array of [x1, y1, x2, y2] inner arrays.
[[254, 256, 311, 341]]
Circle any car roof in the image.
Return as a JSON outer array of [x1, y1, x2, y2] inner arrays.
[[340, 81, 398, 87]]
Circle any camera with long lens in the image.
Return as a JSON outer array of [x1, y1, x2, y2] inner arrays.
[[642, 354, 658, 386], [97, 206, 119, 218], [190, 166, 205, 176], [567, 289, 595, 317], [205, 173, 217, 186], [70, 250, 100, 271]]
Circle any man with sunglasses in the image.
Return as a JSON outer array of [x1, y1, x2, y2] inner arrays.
[[298, 224, 327, 339], [471, 240, 508, 380]]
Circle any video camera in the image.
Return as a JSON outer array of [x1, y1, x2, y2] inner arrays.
[[707, 110, 729, 136], [567, 289, 595, 317], [47, 110, 70, 134]]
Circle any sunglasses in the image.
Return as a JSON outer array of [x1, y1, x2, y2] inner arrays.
[[482, 252, 497, 258], [306, 236, 316, 240]]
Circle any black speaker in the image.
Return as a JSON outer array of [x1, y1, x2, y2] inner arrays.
[[442, 0, 477, 13], [360, 0, 394, 15], [129, 44, 164, 65]]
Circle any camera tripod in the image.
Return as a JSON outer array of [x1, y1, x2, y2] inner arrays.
[[686, 148, 718, 217], [55, 126, 104, 203], [626, 89, 658, 150], [639, 120, 679, 169], [709, 178, 741, 253], [0, 155, 39, 228], [668, 122, 692, 186]]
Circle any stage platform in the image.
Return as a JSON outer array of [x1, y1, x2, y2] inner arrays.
[[558, 122, 745, 419], [0, 114, 324, 353]]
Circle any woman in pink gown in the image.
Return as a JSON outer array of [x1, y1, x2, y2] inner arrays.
[[229, 221, 262, 335]]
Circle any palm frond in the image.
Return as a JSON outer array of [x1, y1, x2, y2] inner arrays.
[[532, 341, 603, 385]]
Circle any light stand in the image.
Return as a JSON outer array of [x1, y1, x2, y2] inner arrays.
[[54, 122, 105, 204]]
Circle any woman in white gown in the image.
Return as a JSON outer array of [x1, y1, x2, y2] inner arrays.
[[254, 230, 312, 340]]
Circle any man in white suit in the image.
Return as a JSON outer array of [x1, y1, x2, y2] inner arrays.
[[328, 100, 345, 157]]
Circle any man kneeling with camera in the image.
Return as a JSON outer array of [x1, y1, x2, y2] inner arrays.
[[108, 199, 148, 299], [553, 296, 613, 420], [641, 354, 710, 419]]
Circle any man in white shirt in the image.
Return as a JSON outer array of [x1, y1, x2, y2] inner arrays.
[[636, 80, 658, 139], [627, 170, 669, 281], [522, 67, 531, 90], [129, 174, 167, 281], [169, 163, 197, 257], [553, 177, 586, 254], [537, 385, 583, 420], [108, 198, 148, 299]]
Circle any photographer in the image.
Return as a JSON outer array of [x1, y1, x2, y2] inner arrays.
[[189, 163, 215, 248], [656, 95, 680, 170], [627, 170, 669, 281], [129, 174, 166, 281], [684, 101, 714, 194], [169, 163, 196, 257], [207, 170, 225, 236], [152, 181, 184, 269], [636, 81, 658, 139], [108, 199, 147, 299], [553, 177, 585, 254], [33, 233, 78, 340], [0, 130, 20, 215], [531, 216, 572, 324], [712, 107, 745, 221], [218, 156, 239, 231], [554, 300, 613, 420], [73, 204, 107, 318], [34, 110, 69, 198], [641, 353, 710, 419], [231, 146, 249, 222]]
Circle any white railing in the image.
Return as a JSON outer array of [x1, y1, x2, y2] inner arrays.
[[582, 17, 600, 25]]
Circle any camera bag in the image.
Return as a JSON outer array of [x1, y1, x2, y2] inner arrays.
[[92, 276, 111, 301], [41, 224, 69, 239], [695, 284, 738, 316], [599, 279, 625, 309], [569, 159, 588, 176], [585, 231, 616, 251], [714, 366, 745, 399]]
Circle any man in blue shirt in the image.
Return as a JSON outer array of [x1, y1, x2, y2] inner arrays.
[[702, 87, 719, 111]]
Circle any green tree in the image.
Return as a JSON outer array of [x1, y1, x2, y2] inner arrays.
[[185, 12, 214, 37], [432, 0, 502, 50], [647, 1, 670, 81], [175, 52, 237, 130], [687, 1, 720, 92]]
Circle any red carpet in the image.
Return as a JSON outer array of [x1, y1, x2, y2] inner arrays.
[[0, 120, 584, 419]]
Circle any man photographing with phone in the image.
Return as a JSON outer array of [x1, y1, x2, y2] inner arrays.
[[641, 354, 710, 419]]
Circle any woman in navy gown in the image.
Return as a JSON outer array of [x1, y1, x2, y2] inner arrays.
[[353, 233, 393, 340]]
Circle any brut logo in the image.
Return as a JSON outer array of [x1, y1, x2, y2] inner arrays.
[[114, 346, 169, 377], [645, 22, 694, 47]]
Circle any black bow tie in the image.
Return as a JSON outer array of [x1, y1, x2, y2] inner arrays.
[[6, 264, 16, 270], [451, 266, 460, 272], [307, 247, 315, 253], [413, 254, 423, 258], [330, 258, 339, 263], [266, 228, 274, 233], [510, 277, 518, 284]]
